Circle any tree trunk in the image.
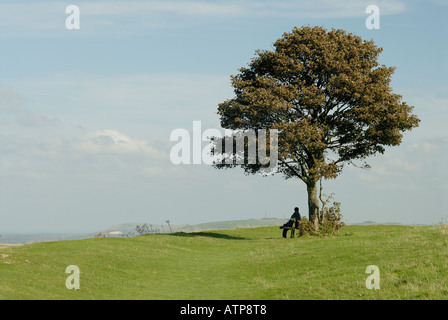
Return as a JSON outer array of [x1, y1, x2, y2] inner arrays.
[[306, 181, 319, 227]]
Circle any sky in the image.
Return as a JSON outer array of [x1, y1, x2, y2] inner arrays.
[[0, 0, 447, 233]]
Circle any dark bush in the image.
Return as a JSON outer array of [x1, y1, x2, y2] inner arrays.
[[297, 195, 345, 236]]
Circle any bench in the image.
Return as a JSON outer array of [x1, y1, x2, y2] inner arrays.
[[281, 218, 300, 238]]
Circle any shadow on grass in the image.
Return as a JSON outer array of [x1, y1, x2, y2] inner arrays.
[[170, 232, 246, 240]]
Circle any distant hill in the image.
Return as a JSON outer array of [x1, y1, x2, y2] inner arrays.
[[352, 220, 377, 225], [178, 218, 286, 232], [0, 219, 287, 244], [101, 218, 287, 235], [0, 232, 96, 244], [101, 218, 432, 236]]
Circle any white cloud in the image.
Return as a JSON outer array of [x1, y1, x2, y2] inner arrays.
[[405, 136, 448, 156], [0, 0, 407, 37], [142, 165, 185, 177], [82, 1, 245, 17], [12, 73, 231, 135], [80, 0, 406, 19], [0, 84, 25, 113], [15, 113, 61, 127], [73, 129, 167, 159], [0, 84, 64, 128], [351, 152, 420, 184], [142, 166, 164, 177], [407, 142, 440, 154], [80, 73, 228, 108], [348, 136, 448, 193], [385, 156, 420, 172]]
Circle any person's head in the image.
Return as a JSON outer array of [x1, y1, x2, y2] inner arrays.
[[294, 207, 299, 212]]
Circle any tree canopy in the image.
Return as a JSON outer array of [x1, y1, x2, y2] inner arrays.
[[214, 26, 420, 221]]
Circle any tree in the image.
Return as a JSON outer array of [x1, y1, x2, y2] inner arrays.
[[213, 26, 420, 223]]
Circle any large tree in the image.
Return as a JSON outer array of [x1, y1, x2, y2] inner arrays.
[[213, 26, 420, 222]]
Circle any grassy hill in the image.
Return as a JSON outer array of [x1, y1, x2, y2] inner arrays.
[[1, 224, 447, 300]]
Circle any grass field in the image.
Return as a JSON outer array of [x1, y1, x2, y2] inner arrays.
[[1, 224, 448, 300]]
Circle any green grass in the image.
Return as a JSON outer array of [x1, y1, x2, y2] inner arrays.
[[1, 224, 448, 299]]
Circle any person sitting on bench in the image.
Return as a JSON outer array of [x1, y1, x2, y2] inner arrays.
[[280, 207, 301, 238]]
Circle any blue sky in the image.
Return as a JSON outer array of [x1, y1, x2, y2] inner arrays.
[[0, 0, 447, 232]]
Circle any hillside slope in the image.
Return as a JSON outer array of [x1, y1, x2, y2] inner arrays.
[[1, 224, 447, 300]]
